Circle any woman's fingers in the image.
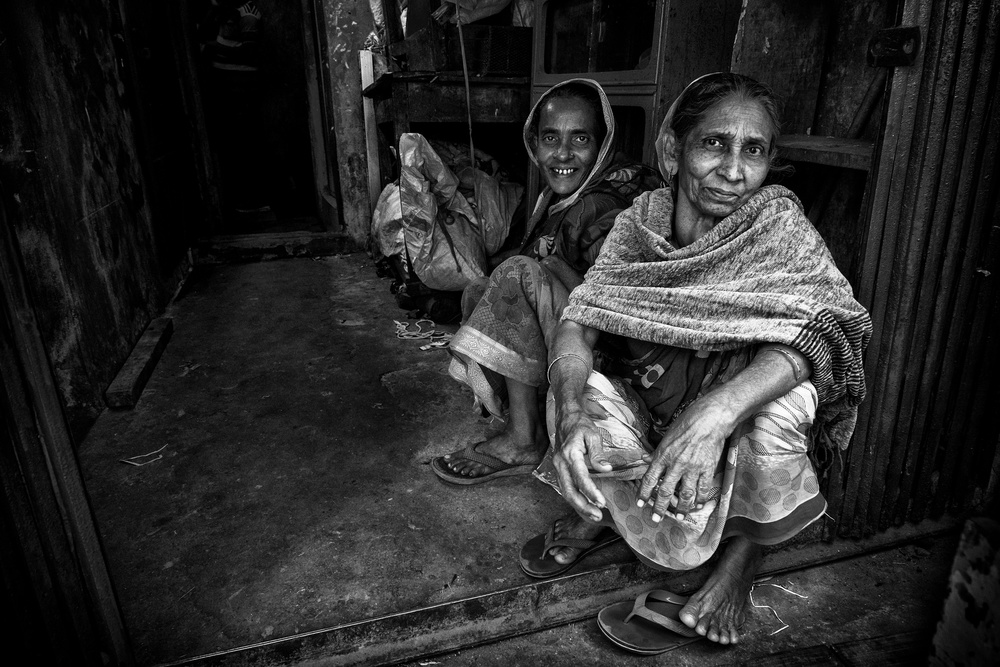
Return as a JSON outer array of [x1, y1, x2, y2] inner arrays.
[[671, 473, 699, 517], [651, 466, 683, 520], [553, 433, 605, 521], [637, 451, 668, 506], [696, 473, 712, 509]]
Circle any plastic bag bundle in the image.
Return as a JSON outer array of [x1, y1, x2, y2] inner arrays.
[[371, 133, 521, 292]]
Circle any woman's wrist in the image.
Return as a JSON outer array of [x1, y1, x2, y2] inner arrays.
[[546, 351, 592, 383], [695, 387, 743, 434]]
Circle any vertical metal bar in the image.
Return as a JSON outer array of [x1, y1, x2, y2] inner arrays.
[[880, 0, 978, 529], [842, 0, 933, 537], [931, 0, 1000, 514], [907, 0, 1000, 522]]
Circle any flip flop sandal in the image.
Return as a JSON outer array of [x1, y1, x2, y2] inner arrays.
[[430, 443, 537, 486], [597, 589, 701, 655], [519, 522, 622, 578]]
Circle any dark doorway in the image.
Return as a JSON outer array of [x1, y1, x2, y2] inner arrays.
[[191, 0, 322, 235]]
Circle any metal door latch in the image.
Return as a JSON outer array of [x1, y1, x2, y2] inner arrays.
[[868, 26, 921, 67]]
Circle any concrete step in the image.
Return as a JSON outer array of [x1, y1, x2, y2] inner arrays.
[[159, 519, 957, 666]]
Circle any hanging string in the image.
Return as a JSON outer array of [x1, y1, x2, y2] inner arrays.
[[451, 1, 487, 254]]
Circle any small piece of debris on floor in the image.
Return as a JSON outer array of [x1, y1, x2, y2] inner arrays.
[[394, 319, 452, 350], [750, 581, 809, 636], [120, 443, 169, 466]]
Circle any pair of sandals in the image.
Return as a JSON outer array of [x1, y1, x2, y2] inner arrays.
[[520, 520, 701, 655], [434, 445, 700, 655]]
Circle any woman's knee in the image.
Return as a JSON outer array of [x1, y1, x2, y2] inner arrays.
[[747, 381, 818, 455]]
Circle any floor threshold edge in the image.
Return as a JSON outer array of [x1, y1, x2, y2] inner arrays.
[[155, 518, 960, 667]]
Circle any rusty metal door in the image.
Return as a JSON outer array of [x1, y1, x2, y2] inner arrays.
[[832, 0, 1000, 537]]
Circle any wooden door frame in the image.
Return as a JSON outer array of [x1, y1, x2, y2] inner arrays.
[[302, 0, 342, 231], [0, 190, 133, 665]]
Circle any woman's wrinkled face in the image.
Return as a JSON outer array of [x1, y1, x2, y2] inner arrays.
[[676, 97, 773, 220], [532, 96, 601, 197]]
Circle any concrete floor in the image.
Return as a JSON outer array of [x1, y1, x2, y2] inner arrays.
[[402, 536, 957, 666], [77, 252, 961, 666]]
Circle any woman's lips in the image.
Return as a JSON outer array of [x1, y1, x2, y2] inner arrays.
[[550, 167, 579, 176], [706, 187, 739, 200]]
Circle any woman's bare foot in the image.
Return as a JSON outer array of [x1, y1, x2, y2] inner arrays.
[[442, 424, 548, 478], [678, 536, 763, 645], [547, 513, 607, 564]]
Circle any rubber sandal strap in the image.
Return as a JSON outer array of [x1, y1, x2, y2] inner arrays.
[[458, 444, 512, 472], [623, 590, 699, 638]]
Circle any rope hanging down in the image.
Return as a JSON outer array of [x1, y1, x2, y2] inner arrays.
[[452, 1, 487, 253]]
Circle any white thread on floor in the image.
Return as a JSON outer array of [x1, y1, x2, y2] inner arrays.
[[393, 319, 453, 350], [750, 581, 808, 636], [120, 443, 169, 466]]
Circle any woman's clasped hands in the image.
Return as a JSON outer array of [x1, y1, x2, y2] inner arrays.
[[554, 391, 738, 524]]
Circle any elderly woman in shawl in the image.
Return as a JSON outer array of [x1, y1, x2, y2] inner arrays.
[[524, 73, 872, 652], [432, 79, 660, 484]]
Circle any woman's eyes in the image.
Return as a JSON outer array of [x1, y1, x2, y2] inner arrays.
[[541, 134, 591, 145], [702, 137, 766, 157]]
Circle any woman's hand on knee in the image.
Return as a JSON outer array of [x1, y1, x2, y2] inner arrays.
[[553, 408, 609, 521], [638, 395, 734, 521]]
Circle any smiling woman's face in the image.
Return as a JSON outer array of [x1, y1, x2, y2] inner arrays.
[[676, 96, 773, 220], [532, 96, 601, 197]]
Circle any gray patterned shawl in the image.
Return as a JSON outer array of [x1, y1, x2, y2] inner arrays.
[[564, 185, 872, 449]]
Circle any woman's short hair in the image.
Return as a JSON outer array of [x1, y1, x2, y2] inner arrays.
[[528, 82, 608, 149], [670, 73, 783, 164]]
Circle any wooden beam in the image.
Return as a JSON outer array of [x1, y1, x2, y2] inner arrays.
[[776, 135, 874, 171], [104, 317, 174, 409], [321, 0, 376, 245], [0, 186, 132, 664], [360, 50, 383, 214]]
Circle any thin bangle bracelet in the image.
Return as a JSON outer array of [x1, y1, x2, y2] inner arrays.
[[546, 352, 591, 383], [761, 346, 804, 382]]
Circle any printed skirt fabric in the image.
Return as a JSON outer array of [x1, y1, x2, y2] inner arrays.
[[534, 370, 827, 571], [448, 255, 571, 417]]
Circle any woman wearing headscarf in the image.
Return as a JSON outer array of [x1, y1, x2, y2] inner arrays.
[[524, 73, 871, 652], [432, 79, 661, 485]]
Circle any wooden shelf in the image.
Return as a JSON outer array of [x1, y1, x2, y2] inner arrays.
[[776, 134, 873, 171]]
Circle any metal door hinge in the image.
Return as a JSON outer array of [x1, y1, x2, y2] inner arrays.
[[868, 26, 921, 67]]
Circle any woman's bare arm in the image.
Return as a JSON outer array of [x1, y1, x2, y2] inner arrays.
[[548, 320, 609, 521]]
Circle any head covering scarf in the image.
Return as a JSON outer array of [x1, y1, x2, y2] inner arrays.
[[562, 74, 872, 449], [654, 72, 721, 181], [522, 78, 617, 219]]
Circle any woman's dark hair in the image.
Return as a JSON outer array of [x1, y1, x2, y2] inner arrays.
[[670, 73, 785, 167], [527, 82, 608, 149]]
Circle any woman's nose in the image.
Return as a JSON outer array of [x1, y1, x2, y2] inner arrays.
[[717, 151, 742, 181], [554, 139, 573, 160]]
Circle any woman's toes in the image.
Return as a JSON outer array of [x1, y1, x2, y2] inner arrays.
[[679, 606, 699, 631], [551, 547, 578, 564]]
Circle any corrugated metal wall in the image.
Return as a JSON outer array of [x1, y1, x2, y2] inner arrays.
[[830, 0, 1000, 537]]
